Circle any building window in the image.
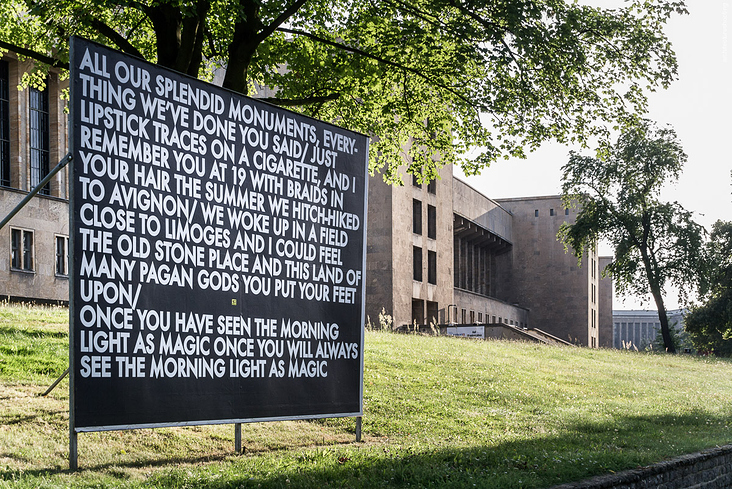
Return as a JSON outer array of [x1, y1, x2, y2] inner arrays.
[[0, 60, 9, 187], [565, 208, 569, 216], [412, 174, 421, 188], [427, 179, 436, 194], [413, 246, 422, 281], [550, 208, 555, 216], [426, 301, 439, 325], [492, 316, 496, 324], [29, 84, 50, 195], [55, 235, 69, 276], [461, 308, 466, 324], [478, 312, 483, 323], [534, 209, 538, 217], [427, 250, 436, 285], [11, 228, 34, 271], [412, 199, 422, 235], [427, 205, 436, 239]]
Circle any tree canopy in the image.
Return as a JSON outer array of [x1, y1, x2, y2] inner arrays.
[[685, 221, 732, 355], [0, 0, 686, 182], [559, 120, 704, 353]]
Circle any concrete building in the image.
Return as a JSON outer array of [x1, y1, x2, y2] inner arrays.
[[0, 53, 70, 303], [490, 196, 605, 347], [365, 169, 613, 347], [612, 309, 686, 350], [598, 257, 614, 348]]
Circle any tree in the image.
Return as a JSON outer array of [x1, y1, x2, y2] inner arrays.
[[651, 316, 686, 352], [685, 221, 732, 355], [0, 0, 686, 182], [558, 121, 704, 353]]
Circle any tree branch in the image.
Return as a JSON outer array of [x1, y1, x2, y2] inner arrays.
[[0, 39, 68, 70], [276, 27, 482, 111], [262, 93, 340, 106], [255, 0, 311, 45], [89, 19, 146, 60]]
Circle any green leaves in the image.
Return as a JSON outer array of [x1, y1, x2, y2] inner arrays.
[[685, 221, 732, 354], [559, 120, 703, 353], [1, 0, 686, 180]]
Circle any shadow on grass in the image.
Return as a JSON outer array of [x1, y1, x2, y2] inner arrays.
[[2, 411, 728, 488], [0, 326, 68, 339], [0, 410, 67, 425]]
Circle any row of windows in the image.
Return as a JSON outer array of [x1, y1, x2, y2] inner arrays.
[[10, 228, 68, 276], [535, 208, 569, 217], [413, 246, 436, 285], [0, 59, 52, 193], [613, 321, 661, 349], [0, 60, 10, 187], [413, 199, 436, 239], [458, 308, 524, 327], [412, 174, 436, 194]]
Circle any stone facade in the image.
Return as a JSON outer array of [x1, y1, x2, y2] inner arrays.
[[493, 196, 602, 346], [365, 164, 456, 328], [598, 257, 614, 348], [612, 309, 685, 351], [0, 53, 70, 303], [366, 175, 611, 346]]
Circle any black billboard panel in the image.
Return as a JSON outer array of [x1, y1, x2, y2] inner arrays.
[[69, 37, 368, 431]]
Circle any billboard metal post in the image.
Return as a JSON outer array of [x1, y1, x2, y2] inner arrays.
[[0, 153, 72, 231], [235, 423, 242, 453], [70, 429, 77, 471]]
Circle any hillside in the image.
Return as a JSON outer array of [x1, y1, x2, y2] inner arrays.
[[2, 303, 732, 488]]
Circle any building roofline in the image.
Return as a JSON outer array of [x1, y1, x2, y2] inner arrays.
[[493, 194, 562, 203], [451, 175, 507, 209]]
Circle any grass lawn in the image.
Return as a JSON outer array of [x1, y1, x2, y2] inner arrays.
[[1, 302, 732, 488]]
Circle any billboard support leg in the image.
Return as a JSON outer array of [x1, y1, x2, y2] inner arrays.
[[0, 153, 72, 231], [234, 423, 242, 453], [42, 367, 69, 397], [355, 416, 362, 442], [70, 430, 78, 470]]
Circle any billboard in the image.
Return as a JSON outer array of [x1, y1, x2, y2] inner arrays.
[[69, 37, 368, 431]]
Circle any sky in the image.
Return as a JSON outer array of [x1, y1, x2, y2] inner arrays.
[[457, 1, 732, 311]]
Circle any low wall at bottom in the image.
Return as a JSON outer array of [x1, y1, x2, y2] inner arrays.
[[550, 445, 732, 489]]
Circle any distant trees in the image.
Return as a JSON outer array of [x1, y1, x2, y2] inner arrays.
[[685, 221, 732, 355], [559, 121, 704, 353]]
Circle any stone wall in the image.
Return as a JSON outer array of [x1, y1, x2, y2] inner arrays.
[[550, 445, 732, 489], [1, 53, 70, 303], [453, 288, 528, 327], [598, 256, 614, 348], [493, 196, 598, 347]]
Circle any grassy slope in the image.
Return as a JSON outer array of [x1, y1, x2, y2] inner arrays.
[[1, 303, 731, 488]]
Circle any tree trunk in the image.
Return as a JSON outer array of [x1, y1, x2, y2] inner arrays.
[[639, 225, 676, 353], [650, 285, 675, 353], [222, 0, 262, 95], [145, 3, 183, 70]]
